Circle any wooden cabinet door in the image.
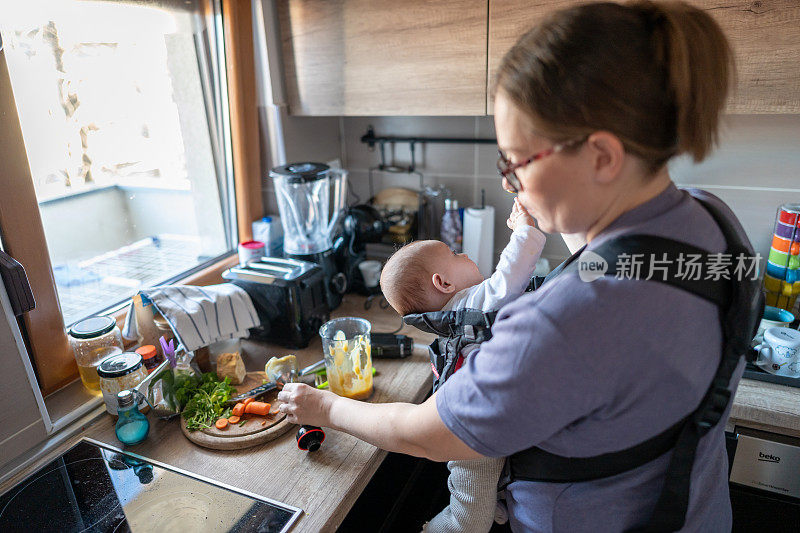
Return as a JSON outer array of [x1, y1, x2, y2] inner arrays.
[[278, 0, 488, 116], [488, 0, 800, 114]]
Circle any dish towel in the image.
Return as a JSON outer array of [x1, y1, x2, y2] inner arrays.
[[123, 283, 259, 352]]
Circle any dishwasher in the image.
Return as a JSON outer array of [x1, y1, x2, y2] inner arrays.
[[726, 426, 800, 532]]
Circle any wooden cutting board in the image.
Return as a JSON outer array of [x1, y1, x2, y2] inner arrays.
[[180, 371, 295, 450]]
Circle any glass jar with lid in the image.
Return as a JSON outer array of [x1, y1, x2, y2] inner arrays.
[[97, 352, 148, 415], [68, 316, 124, 394]]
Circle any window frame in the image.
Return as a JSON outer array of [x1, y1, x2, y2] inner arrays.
[[0, 0, 262, 396]]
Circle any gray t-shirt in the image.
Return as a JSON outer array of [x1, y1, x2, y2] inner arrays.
[[437, 184, 749, 532]]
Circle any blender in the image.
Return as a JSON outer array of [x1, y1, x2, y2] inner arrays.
[[269, 162, 348, 310]]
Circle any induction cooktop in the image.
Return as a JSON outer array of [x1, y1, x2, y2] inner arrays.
[[0, 439, 301, 532]]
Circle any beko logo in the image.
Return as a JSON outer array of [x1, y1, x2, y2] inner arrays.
[[758, 451, 780, 463]]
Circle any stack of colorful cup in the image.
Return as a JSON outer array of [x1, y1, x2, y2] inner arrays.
[[765, 203, 800, 312]]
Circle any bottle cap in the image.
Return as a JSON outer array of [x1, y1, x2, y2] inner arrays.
[[135, 345, 157, 360], [98, 352, 143, 378], [117, 389, 135, 409], [68, 316, 117, 339]]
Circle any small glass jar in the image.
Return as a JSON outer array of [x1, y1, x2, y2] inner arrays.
[[97, 352, 148, 415], [68, 316, 124, 394], [115, 390, 149, 445], [152, 313, 174, 343], [135, 345, 160, 373]]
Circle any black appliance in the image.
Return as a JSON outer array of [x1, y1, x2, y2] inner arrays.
[[269, 162, 349, 311], [341, 204, 387, 295], [223, 257, 329, 348], [0, 439, 301, 532], [726, 426, 800, 532], [289, 246, 347, 310]]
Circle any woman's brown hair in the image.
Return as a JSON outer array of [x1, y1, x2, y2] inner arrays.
[[495, 0, 734, 173]]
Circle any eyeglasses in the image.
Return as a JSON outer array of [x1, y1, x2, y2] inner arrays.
[[496, 137, 587, 193]]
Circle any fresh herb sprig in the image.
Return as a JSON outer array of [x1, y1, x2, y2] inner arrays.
[[179, 372, 237, 430]]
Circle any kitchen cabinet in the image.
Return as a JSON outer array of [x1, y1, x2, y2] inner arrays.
[[279, 0, 800, 115], [488, 0, 800, 114], [277, 0, 488, 116]]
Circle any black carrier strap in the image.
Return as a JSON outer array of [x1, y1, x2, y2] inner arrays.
[[501, 197, 764, 533]]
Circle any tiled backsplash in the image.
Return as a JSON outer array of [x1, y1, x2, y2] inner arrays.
[[268, 112, 800, 267]]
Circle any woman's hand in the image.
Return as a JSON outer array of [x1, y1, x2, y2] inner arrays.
[[277, 383, 337, 427]]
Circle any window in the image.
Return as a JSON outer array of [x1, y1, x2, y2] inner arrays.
[[1, 0, 236, 326], [0, 0, 261, 394]]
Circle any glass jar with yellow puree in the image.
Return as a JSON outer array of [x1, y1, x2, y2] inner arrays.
[[319, 317, 373, 400]]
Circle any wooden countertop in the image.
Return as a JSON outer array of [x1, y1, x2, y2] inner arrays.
[[729, 378, 800, 439]]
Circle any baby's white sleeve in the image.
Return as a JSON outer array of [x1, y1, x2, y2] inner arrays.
[[460, 225, 546, 311]]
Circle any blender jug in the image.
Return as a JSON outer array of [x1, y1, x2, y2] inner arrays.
[[269, 163, 348, 255]]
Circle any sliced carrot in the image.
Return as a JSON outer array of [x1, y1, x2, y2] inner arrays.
[[228, 415, 241, 424], [261, 420, 267, 426], [231, 403, 245, 417], [269, 407, 280, 416], [245, 401, 271, 416], [215, 418, 228, 430], [242, 397, 255, 406]]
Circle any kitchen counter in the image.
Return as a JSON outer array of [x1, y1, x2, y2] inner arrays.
[[728, 378, 800, 439], [3, 294, 800, 531], [2, 295, 436, 533]]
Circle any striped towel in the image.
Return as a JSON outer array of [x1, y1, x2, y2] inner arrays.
[[123, 284, 259, 352]]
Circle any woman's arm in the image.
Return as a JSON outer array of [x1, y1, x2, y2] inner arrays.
[[277, 383, 483, 462]]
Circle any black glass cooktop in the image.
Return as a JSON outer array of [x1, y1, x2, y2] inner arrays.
[[0, 439, 301, 532]]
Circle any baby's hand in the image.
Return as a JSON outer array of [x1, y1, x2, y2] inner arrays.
[[507, 198, 535, 230]]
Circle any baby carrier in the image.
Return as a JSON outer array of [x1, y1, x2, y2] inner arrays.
[[404, 308, 498, 392], [409, 193, 763, 532]]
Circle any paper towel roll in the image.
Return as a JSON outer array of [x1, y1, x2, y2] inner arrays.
[[462, 206, 495, 278]]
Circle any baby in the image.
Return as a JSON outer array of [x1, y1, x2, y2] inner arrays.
[[380, 199, 546, 533]]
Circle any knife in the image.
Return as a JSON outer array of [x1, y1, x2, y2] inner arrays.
[[227, 381, 279, 405], [227, 360, 326, 405]]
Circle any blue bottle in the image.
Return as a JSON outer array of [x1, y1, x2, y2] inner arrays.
[[115, 390, 150, 445]]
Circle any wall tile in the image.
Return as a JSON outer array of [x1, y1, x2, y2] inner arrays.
[[281, 114, 342, 163]]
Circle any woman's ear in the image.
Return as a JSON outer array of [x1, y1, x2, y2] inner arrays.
[[586, 131, 624, 184], [432, 273, 455, 294]]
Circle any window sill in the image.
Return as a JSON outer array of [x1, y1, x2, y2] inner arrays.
[[44, 378, 104, 434]]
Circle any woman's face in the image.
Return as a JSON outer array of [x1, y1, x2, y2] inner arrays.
[[493, 91, 601, 235]]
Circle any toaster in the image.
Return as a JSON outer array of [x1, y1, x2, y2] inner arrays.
[[222, 257, 329, 348]]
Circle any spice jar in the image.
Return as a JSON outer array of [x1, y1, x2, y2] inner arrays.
[[68, 316, 124, 394], [135, 345, 160, 374], [97, 352, 148, 415]]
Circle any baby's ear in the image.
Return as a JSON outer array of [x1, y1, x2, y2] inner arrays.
[[432, 273, 455, 294]]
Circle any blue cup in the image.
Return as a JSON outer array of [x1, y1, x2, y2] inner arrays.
[[754, 306, 796, 345]]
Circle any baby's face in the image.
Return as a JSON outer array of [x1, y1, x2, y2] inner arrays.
[[431, 241, 484, 290]]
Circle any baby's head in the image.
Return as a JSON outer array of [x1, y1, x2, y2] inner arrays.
[[380, 240, 484, 315]]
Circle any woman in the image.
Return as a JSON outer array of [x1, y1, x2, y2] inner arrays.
[[279, 1, 752, 530]]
